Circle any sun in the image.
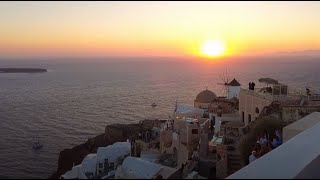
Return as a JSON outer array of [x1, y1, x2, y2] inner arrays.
[[201, 40, 226, 57]]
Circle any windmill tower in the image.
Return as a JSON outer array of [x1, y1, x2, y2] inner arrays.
[[217, 69, 231, 97], [226, 78, 241, 99]]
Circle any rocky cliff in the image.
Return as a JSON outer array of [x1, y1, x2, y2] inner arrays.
[[49, 119, 163, 179]]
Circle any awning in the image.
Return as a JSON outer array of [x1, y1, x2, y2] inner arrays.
[[258, 78, 279, 84]]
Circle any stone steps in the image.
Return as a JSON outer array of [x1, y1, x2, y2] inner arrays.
[[228, 152, 245, 176]]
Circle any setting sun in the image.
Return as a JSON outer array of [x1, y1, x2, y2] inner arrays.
[[201, 40, 226, 57]]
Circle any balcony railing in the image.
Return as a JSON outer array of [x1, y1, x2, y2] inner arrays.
[[240, 88, 304, 102], [309, 95, 320, 101]]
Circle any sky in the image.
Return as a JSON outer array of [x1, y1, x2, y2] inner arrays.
[[0, 1, 320, 59]]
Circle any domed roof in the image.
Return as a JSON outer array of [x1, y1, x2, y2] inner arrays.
[[195, 89, 217, 103]]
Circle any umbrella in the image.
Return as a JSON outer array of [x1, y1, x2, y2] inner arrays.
[[258, 78, 278, 85]]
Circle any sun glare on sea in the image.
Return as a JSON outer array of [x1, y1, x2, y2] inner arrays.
[[201, 40, 226, 57]]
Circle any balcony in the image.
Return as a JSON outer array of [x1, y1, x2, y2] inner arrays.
[[309, 95, 320, 101], [240, 87, 303, 103]]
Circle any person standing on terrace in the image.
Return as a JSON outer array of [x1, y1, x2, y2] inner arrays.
[[249, 151, 258, 163]]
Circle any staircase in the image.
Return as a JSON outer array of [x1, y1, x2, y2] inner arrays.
[[227, 150, 244, 176]]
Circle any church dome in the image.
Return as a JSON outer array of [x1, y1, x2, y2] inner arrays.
[[195, 89, 217, 103]]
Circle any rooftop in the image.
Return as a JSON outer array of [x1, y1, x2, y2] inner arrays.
[[96, 142, 130, 163], [117, 157, 176, 179], [222, 121, 244, 128], [240, 87, 303, 103], [175, 104, 204, 117], [228, 78, 241, 86], [195, 89, 217, 103]]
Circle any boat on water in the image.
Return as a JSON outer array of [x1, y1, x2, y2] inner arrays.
[[32, 133, 43, 150], [151, 103, 157, 107], [33, 142, 43, 150]]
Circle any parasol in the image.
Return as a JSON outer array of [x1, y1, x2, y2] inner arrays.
[[258, 78, 279, 85]]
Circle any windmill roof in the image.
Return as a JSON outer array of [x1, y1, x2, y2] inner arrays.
[[228, 78, 241, 86]]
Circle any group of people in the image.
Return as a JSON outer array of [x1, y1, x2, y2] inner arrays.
[[306, 87, 311, 96], [248, 82, 256, 94], [249, 129, 282, 163]]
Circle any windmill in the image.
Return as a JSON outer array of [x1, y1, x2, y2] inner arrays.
[[217, 69, 231, 97]]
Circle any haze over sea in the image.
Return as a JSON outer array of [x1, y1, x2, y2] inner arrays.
[[0, 56, 319, 178]]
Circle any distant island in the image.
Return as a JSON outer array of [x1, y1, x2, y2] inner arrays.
[[0, 68, 47, 73]]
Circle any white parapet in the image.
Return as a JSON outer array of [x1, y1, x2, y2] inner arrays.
[[283, 112, 320, 143]]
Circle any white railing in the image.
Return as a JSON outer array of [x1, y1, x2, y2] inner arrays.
[[309, 95, 320, 101], [240, 88, 305, 102]]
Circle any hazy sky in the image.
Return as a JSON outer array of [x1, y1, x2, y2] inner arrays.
[[1, 1, 320, 58]]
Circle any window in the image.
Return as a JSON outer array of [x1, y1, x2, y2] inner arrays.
[[211, 117, 216, 130], [248, 114, 251, 123], [99, 163, 103, 168], [192, 129, 198, 134], [242, 111, 244, 122], [255, 107, 260, 114]]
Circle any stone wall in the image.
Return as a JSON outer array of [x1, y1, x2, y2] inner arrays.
[[160, 130, 173, 153], [187, 123, 201, 155], [239, 89, 274, 125], [194, 101, 210, 109], [199, 130, 208, 158], [177, 144, 189, 168], [209, 100, 236, 114]]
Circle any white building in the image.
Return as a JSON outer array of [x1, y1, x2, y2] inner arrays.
[[96, 142, 131, 175], [174, 104, 205, 119], [115, 157, 177, 179], [61, 142, 131, 179], [82, 154, 98, 178], [61, 164, 86, 179], [211, 113, 240, 135], [227, 78, 241, 99]]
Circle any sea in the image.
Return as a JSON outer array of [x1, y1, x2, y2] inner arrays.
[[0, 56, 319, 178]]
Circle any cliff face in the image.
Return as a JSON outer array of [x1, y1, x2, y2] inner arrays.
[[49, 119, 161, 179]]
